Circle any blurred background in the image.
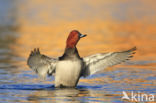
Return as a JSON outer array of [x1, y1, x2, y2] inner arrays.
[[0, 0, 155, 103]]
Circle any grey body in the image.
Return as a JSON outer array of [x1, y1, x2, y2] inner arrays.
[[55, 59, 83, 87], [54, 47, 83, 87]]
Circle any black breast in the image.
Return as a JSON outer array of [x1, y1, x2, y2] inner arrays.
[[59, 47, 81, 61]]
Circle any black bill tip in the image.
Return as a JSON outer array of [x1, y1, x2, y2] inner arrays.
[[80, 34, 87, 38]]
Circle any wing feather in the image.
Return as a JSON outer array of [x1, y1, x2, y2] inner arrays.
[[27, 48, 58, 80], [82, 47, 136, 77]]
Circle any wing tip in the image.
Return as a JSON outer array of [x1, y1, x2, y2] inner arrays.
[[126, 46, 137, 55], [30, 48, 40, 56], [127, 46, 137, 59], [27, 48, 40, 67], [128, 46, 137, 52]]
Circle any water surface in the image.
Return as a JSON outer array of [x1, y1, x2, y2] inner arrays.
[[0, 0, 155, 103]]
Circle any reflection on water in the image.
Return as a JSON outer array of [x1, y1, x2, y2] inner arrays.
[[0, 84, 124, 102], [0, 0, 156, 103]]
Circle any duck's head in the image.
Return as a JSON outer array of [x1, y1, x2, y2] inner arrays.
[[66, 30, 87, 48]]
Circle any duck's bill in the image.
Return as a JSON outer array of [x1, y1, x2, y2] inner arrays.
[[80, 34, 87, 38]]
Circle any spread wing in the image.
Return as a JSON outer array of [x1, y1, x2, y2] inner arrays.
[[27, 48, 58, 80], [82, 47, 136, 77]]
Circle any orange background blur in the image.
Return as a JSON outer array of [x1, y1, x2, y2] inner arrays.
[[9, 0, 156, 60]]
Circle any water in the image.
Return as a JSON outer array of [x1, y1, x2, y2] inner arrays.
[[0, 0, 156, 103]]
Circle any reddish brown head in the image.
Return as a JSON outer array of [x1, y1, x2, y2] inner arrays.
[[66, 30, 87, 48]]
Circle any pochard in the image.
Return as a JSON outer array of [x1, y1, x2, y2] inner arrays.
[[27, 30, 136, 88]]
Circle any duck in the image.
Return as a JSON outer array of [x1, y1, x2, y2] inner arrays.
[[27, 30, 136, 88]]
